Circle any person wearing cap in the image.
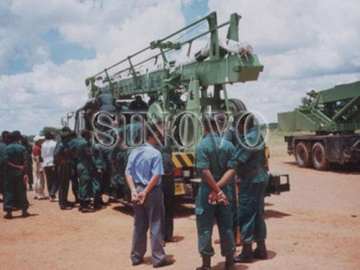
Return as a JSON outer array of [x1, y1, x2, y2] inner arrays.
[[194, 116, 237, 270], [41, 132, 59, 201], [232, 111, 269, 263], [2, 131, 31, 219], [125, 123, 174, 268], [33, 135, 46, 199]]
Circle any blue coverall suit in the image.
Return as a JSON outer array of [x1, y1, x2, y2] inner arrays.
[[54, 137, 76, 208], [2, 142, 29, 213], [72, 138, 103, 205], [195, 132, 237, 257], [235, 127, 269, 243], [97, 92, 116, 113], [110, 134, 128, 198]]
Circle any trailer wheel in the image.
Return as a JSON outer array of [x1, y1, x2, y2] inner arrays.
[[312, 142, 329, 170], [295, 142, 312, 168]]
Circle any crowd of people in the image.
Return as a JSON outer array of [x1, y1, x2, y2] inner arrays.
[[122, 111, 269, 269], [0, 109, 269, 270], [0, 127, 109, 217]]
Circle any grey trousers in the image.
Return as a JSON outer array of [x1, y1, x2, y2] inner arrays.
[[131, 185, 166, 266]]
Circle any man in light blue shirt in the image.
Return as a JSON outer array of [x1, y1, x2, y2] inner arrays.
[[125, 123, 173, 268]]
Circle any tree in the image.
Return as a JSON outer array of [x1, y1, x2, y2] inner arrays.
[[41, 126, 61, 138]]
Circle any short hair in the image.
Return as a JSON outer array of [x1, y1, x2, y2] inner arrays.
[[12, 130, 22, 141], [81, 129, 92, 140], [202, 115, 217, 132], [45, 131, 54, 140], [1, 130, 9, 140], [60, 127, 72, 138], [8, 132, 18, 143], [146, 123, 161, 139]]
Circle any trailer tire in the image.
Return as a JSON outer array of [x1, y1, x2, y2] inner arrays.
[[312, 142, 329, 170], [295, 142, 312, 168]]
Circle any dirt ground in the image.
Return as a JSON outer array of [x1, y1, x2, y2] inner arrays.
[[1, 138, 360, 270]]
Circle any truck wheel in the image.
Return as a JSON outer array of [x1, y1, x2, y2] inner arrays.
[[222, 98, 247, 113], [295, 142, 312, 167], [312, 142, 329, 170]]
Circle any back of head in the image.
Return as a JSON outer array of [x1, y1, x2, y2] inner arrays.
[[81, 129, 92, 141], [1, 130, 10, 141], [12, 130, 22, 141], [60, 127, 72, 139], [8, 132, 18, 143], [45, 131, 54, 140], [202, 115, 218, 133]]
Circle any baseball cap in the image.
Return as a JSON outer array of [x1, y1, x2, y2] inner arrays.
[[34, 135, 45, 143]]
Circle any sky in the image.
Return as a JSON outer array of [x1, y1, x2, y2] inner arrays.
[[1, 0, 360, 135]]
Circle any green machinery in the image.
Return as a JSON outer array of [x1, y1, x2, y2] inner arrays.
[[69, 12, 287, 201], [278, 80, 360, 170], [84, 12, 263, 139]]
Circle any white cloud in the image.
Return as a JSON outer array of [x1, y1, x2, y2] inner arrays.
[[207, 0, 360, 123], [1, 0, 360, 135]]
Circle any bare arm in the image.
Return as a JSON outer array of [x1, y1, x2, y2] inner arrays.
[[137, 175, 161, 204], [125, 173, 138, 204], [204, 169, 235, 205], [216, 169, 235, 188], [202, 170, 222, 194]]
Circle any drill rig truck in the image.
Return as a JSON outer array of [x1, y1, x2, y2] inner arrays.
[[278, 80, 360, 170], [64, 12, 289, 202]]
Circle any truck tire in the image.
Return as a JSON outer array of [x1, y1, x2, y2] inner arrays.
[[222, 98, 247, 113], [295, 142, 312, 168], [311, 142, 330, 170], [229, 98, 246, 112]]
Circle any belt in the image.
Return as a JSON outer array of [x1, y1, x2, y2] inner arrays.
[[135, 183, 147, 187], [241, 167, 263, 178]]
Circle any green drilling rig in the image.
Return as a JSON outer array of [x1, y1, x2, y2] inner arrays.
[[63, 11, 289, 202]]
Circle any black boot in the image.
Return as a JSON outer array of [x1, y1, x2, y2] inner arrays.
[[4, 211, 12, 219], [225, 254, 235, 270], [21, 210, 30, 218], [253, 240, 268, 260], [79, 201, 95, 213], [196, 256, 211, 270], [93, 198, 106, 210], [234, 242, 253, 263]]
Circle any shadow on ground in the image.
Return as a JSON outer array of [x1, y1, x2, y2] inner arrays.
[[265, 209, 291, 219]]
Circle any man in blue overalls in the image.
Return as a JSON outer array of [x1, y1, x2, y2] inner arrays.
[[54, 127, 76, 210], [72, 130, 100, 213], [233, 111, 269, 263], [2, 131, 30, 219], [195, 116, 237, 270]]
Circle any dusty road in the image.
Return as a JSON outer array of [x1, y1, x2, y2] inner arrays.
[[1, 143, 360, 270]]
